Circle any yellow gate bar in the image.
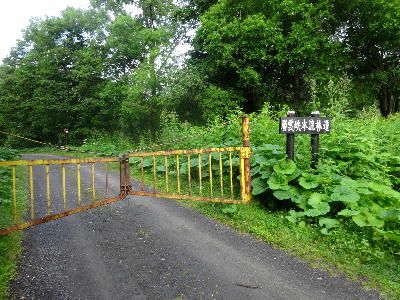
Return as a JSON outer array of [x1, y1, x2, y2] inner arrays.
[[91, 163, 96, 202], [130, 191, 241, 204], [141, 157, 145, 191], [187, 154, 191, 195], [127, 147, 242, 158], [0, 195, 125, 236], [219, 152, 223, 198], [176, 155, 181, 194], [0, 157, 119, 167], [77, 164, 81, 206], [209, 153, 213, 197], [29, 165, 35, 220], [152, 156, 156, 192], [165, 156, 169, 193], [198, 154, 202, 196], [229, 151, 234, 199], [62, 165, 66, 210], [105, 163, 109, 197], [46, 165, 51, 215], [12, 166, 17, 224]]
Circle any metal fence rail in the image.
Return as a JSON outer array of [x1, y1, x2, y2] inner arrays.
[[0, 116, 252, 235], [127, 147, 249, 204], [0, 157, 121, 235]]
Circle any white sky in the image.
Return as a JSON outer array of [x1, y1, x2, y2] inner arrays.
[[0, 0, 90, 61]]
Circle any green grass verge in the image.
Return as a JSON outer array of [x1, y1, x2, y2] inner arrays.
[[0, 166, 27, 299]]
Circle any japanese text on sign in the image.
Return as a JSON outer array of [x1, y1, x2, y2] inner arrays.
[[279, 117, 331, 134]]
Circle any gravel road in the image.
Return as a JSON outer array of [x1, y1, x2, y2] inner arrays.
[[10, 154, 381, 300]]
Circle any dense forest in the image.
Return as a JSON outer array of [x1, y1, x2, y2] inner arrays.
[[0, 0, 399, 145]]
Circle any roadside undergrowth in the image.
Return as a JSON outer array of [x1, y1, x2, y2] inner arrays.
[[0, 148, 26, 299]]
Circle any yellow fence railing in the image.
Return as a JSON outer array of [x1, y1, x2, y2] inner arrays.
[[127, 147, 251, 204], [0, 157, 121, 235], [0, 116, 252, 235]]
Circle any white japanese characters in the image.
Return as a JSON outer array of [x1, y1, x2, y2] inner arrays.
[[280, 117, 330, 134]]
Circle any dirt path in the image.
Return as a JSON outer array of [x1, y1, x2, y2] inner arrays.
[[10, 154, 380, 299]]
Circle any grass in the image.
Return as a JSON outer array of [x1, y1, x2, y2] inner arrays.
[[0, 166, 27, 299]]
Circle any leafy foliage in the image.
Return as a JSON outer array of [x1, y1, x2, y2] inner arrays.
[[0, 148, 17, 204], [191, 0, 399, 115], [0, 147, 21, 299]]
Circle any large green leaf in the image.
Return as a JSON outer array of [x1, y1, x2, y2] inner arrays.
[[267, 173, 289, 190], [338, 209, 360, 217], [285, 210, 304, 224], [330, 185, 360, 203], [292, 194, 309, 210], [252, 177, 268, 195], [143, 158, 153, 168], [273, 159, 296, 175], [298, 173, 320, 190], [377, 209, 400, 222], [273, 186, 299, 201], [260, 166, 273, 179], [304, 202, 330, 217], [305, 193, 330, 216], [352, 212, 384, 228], [251, 166, 261, 176], [308, 193, 328, 207], [366, 214, 385, 228], [340, 177, 358, 188], [319, 217, 339, 229], [253, 154, 269, 166], [368, 182, 400, 200], [319, 217, 340, 235], [287, 169, 302, 181], [273, 190, 291, 200]]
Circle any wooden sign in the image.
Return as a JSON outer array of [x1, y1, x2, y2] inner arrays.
[[279, 117, 331, 134]]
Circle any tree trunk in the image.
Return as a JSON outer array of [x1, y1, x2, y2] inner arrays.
[[394, 91, 399, 113], [379, 85, 389, 117]]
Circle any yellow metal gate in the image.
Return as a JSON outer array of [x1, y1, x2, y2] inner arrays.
[[0, 117, 251, 235], [0, 157, 122, 235], [126, 147, 250, 204]]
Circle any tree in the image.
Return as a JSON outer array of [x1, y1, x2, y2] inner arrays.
[[334, 0, 400, 116], [191, 0, 341, 112], [0, 8, 115, 144], [97, 0, 186, 135]]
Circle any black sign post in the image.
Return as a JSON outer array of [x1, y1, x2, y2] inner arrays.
[[286, 111, 296, 160], [279, 111, 330, 168], [310, 111, 320, 169]]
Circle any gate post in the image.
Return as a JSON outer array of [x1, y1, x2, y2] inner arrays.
[[241, 115, 251, 203], [286, 111, 296, 160], [119, 154, 131, 197], [310, 111, 320, 169]]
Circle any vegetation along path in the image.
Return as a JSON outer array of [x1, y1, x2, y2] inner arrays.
[[11, 154, 380, 299]]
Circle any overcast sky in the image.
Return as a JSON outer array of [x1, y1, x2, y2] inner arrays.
[[0, 0, 90, 61]]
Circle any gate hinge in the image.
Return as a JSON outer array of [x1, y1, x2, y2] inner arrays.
[[241, 147, 251, 158]]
